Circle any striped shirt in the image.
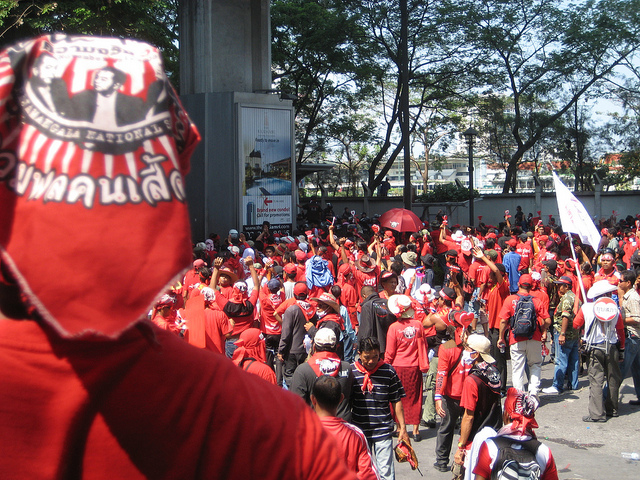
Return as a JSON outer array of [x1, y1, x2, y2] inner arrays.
[[350, 362, 406, 441]]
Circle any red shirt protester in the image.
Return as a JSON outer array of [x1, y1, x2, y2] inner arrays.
[[319, 417, 379, 480]]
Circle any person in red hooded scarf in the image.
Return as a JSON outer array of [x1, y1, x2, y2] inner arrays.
[[151, 294, 182, 336], [232, 328, 277, 385], [0, 34, 354, 480]]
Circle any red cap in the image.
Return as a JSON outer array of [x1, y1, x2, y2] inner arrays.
[[293, 282, 309, 296], [519, 274, 533, 286], [284, 263, 297, 274], [295, 250, 307, 261], [507, 238, 517, 247], [193, 259, 205, 268]]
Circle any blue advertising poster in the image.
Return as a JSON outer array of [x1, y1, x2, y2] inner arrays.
[[240, 106, 293, 229]]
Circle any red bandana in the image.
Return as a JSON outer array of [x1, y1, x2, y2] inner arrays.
[[232, 328, 267, 365], [296, 299, 317, 321], [354, 359, 385, 393], [308, 351, 341, 377], [0, 35, 200, 337]]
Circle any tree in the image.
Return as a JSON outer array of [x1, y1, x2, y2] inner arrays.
[[409, 101, 465, 193], [324, 111, 378, 196], [600, 60, 640, 184], [354, 0, 480, 195], [453, 0, 640, 193], [0, 0, 179, 81], [271, 0, 380, 165]]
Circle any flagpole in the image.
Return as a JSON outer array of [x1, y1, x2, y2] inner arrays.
[[569, 236, 588, 304], [546, 161, 588, 304]]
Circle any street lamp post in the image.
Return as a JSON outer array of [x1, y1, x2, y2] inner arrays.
[[463, 127, 478, 226]]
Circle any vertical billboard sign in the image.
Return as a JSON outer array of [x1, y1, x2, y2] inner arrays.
[[240, 106, 293, 234]]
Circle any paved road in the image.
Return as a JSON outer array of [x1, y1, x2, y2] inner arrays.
[[394, 357, 640, 480]]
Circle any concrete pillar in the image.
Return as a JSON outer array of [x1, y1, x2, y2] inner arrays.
[[593, 173, 602, 221], [533, 174, 542, 215], [179, 0, 271, 94]]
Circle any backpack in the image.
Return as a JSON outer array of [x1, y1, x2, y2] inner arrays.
[[510, 295, 537, 339], [491, 436, 542, 480]]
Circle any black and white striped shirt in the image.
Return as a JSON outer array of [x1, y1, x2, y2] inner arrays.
[[350, 362, 406, 441]]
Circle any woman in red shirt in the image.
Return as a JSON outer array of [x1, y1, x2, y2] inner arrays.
[[385, 294, 426, 442]]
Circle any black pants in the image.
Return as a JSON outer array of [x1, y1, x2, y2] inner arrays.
[[283, 352, 307, 389], [264, 334, 283, 387], [435, 395, 463, 466], [489, 328, 508, 395]]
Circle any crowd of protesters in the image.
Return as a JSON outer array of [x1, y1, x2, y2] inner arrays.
[[148, 206, 640, 479]]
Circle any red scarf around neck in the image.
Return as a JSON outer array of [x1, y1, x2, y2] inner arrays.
[[308, 351, 341, 377], [354, 359, 385, 393]]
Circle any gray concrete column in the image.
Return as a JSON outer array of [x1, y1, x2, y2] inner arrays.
[[179, 0, 271, 94]]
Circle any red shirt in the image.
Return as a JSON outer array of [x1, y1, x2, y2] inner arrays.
[[260, 291, 286, 336], [275, 297, 298, 318], [203, 308, 234, 354], [239, 358, 277, 385], [435, 341, 472, 400], [339, 282, 359, 328], [0, 320, 356, 480], [385, 319, 423, 368], [319, 417, 378, 480], [486, 278, 511, 329], [498, 293, 550, 344], [516, 242, 532, 271], [216, 289, 260, 336], [353, 266, 380, 296], [594, 268, 620, 285]]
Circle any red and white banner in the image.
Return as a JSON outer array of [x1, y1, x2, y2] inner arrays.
[[552, 172, 601, 248]]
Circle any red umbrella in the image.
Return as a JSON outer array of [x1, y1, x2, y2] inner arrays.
[[379, 208, 423, 232]]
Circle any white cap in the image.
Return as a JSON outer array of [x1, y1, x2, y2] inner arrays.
[[314, 327, 337, 347]]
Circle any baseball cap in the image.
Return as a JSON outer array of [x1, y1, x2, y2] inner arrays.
[[553, 276, 573, 286], [284, 263, 297, 274], [466, 334, 496, 363], [314, 327, 337, 347], [293, 282, 309, 296], [519, 274, 533, 286], [439, 286, 456, 301]]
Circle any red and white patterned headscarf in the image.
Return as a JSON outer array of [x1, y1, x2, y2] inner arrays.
[[0, 34, 200, 337]]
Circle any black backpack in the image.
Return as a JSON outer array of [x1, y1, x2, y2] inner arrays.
[[490, 436, 542, 480], [510, 295, 537, 339]]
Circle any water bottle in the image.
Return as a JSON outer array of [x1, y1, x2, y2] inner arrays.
[[499, 344, 506, 354], [621, 452, 640, 460]]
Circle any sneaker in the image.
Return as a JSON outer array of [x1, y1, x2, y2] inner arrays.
[[630, 399, 640, 406], [542, 386, 560, 395]]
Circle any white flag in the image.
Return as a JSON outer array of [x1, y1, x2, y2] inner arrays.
[[552, 172, 601, 248]]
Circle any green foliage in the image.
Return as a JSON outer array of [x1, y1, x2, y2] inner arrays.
[[272, 0, 380, 164], [414, 183, 479, 203], [0, 0, 179, 81], [451, 0, 640, 193]]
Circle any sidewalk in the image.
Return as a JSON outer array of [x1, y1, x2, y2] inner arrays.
[[395, 358, 640, 480]]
